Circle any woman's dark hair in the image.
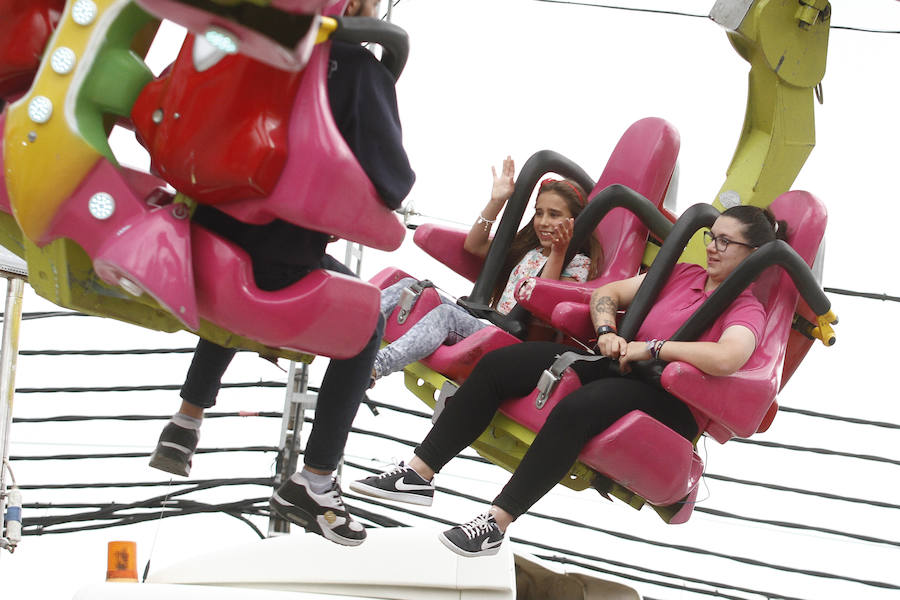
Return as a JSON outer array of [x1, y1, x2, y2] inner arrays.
[[721, 205, 789, 247], [489, 178, 604, 306]]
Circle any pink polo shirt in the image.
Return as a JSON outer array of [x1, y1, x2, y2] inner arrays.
[[635, 263, 765, 345]]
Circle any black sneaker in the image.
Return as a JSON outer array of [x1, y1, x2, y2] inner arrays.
[[349, 462, 435, 506], [149, 422, 198, 477], [438, 512, 505, 557], [270, 476, 366, 546]]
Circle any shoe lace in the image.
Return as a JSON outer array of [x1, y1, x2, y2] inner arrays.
[[324, 478, 346, 510], [460, 513, 494, 540], [376, 461, 408, 479]]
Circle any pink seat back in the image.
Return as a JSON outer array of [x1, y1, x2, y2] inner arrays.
[[590, 117, 679, 283]]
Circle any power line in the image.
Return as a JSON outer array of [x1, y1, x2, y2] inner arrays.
[[733, 437, 900, 467], [777, 405, 900, 430], [704, 472, 900, 511], [19, 347, 197, 356], [525, 0, 900, 35], [17, 477, 274, 491], [13, 381, 285, 394], [12, 411, 282, 424], [10, 446, 277, 461], [825, 287, 900, 303]]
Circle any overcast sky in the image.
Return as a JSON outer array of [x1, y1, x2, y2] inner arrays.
[[3, 1, 900, 599]]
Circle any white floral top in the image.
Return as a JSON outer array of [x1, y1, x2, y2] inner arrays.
[[496, 248, 591, 315]]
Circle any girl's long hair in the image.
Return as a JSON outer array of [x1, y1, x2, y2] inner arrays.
[[489, 179, 604, 306]]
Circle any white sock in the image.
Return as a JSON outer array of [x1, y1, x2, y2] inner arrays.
[[172, 412, 202, 430], [296, 468, 333, 494]]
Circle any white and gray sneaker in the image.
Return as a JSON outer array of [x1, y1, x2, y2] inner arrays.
[[270, 475, 366, 546], [439, 512, 505, 557], [349, 462, 435, 506]]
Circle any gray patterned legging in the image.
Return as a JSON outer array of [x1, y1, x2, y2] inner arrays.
[[374, 277, 488, 378]]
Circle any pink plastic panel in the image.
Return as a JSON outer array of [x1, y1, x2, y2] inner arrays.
[[498, 369, 583, 432], [668, 478, 700, 524], [662, 191, 828, 442], [323, 0, 349, 16], [369, 266, 415, 290], [217, 43, 405, 252], [578, 411, 701, 506], [193, 225, 381, 358], [589, 117, 679, 283], [94, 203, 198, 330], [42, 161, 161, 255], [136, 0, 325, 71], [413, 225, 484, 283]]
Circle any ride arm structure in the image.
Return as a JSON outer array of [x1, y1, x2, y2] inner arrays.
[[681, 0, 830, 265]]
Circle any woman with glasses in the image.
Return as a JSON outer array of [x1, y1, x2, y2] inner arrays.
[[370, 156, 604, 384], [352, 204, 787, 557]]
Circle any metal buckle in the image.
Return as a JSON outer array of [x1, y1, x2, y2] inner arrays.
[[396, 286, 418, 324], [535, 368, 560, 409]]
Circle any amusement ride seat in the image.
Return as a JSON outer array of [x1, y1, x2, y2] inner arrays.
[[370, 117, 680, 383], [492, 190, 835, 523], [0, 0, 408, 360]]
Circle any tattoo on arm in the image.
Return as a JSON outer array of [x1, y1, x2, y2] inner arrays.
[[591, 296, 618, 325]]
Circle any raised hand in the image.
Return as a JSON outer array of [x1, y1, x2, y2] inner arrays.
[[549, 217, 574, 256], [490, 155, 516, 205]]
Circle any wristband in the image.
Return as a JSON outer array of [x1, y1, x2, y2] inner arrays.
[[646, 339, 666, 360], [595, 325, 617, 338]]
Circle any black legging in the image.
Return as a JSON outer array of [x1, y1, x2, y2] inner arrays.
[[415, 342, 699, 519]]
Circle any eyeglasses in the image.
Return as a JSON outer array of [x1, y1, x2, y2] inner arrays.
[[703, 230, 756, 253]]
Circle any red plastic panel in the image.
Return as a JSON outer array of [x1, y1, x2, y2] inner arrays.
[[0, 0, 64, 98], [578, 411, 699, 506], [133, 35, 302, 205]]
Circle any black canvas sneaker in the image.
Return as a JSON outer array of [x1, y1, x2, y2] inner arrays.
[[270, 476, 366, 546], [438, 512, 505, 557], [149, 422, 198, 477], [349, 462, 435, 506]]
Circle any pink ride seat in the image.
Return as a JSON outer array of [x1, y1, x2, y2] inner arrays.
[[192, 225, 380, 358], [498, 191, 828, 523], [90, 17, 402, 357], [373, 117, 680, 382]]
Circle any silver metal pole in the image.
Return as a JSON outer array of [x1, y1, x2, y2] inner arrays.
[[0, 276, 25, 553]]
